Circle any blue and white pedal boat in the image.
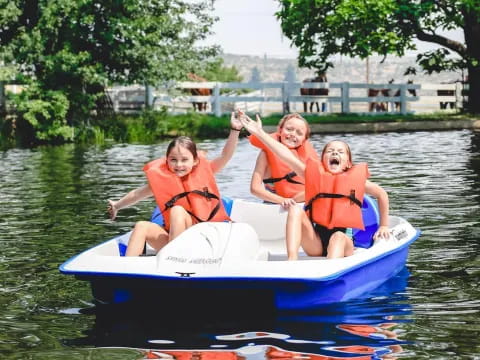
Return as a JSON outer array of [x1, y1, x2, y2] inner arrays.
[[59, 196, 420, 310]]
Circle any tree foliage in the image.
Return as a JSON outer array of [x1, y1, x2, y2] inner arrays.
[[276, 0, 480, 113], [0, 0, 219, 143], [198, 57, 243, 83]]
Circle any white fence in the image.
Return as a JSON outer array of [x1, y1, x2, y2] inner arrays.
[[0, 81, 467, 116], [107, 81, 467, 116]]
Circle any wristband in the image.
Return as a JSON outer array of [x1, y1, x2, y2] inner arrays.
[[230, 127, 241, 131]]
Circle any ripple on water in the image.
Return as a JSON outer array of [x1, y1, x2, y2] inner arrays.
[[1, 131, 480, 359]]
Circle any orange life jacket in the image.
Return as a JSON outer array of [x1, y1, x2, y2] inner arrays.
[[143, 156, 229, 231], [305, 159, 369, 230], [249, 132, 319, 198]]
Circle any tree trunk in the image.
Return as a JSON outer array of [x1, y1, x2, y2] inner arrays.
[[0, 82, 5, 115], [463, 8, 480, 113], [465, 64, 480, 113]]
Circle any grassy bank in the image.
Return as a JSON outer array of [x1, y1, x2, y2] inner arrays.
[[1, 109, 477, 148], [79, 111, 475, 144]]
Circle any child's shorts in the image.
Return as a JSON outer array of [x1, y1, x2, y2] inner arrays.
[[313, 224, 347, 256]]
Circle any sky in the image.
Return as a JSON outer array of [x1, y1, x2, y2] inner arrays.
[[208, 0, 298, 58], [207, 0, 464, 59]]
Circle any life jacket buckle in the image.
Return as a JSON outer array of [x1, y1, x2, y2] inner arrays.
[[203, 187, 211, 201]]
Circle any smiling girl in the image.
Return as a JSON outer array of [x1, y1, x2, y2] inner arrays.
[[240, 114, 390, 260], [107, 112, 242, 256], [246, 112, 319, 209]]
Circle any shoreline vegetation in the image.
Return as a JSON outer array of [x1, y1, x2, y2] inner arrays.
[[1, 110, 479, 149]]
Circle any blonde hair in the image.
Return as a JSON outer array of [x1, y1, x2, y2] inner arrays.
[[278, 113, 311, 139]]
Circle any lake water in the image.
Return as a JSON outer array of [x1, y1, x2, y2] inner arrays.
[[1, 130, 479, 359]]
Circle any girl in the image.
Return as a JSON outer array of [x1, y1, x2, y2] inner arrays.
[[239, 114, 390, 260], [246, 112, 319, 209], [108, 112, 242, 256]]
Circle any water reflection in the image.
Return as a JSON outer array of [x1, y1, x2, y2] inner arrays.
[[63, 269, 411, 359]]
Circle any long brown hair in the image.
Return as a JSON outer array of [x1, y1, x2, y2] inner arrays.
[[166, 136, 198, 159]]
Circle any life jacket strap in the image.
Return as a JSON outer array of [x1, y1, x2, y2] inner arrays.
[[305, 190, 362, 222], [163, 188, 221, 223], [263, 171, 303, 185], [164, 191, 190, 210]]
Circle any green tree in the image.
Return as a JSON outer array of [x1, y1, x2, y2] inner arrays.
[[0, 0, 218, 144], [199, 57, 243, 82], [276, 0, 480, 113]]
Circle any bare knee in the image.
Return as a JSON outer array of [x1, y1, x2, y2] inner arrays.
[[169, 205, 193, 240], [327, 231, 353, 258], [287, 205, 303, 220], [170, 205, 188, 217], [133, 220, 152, 232]]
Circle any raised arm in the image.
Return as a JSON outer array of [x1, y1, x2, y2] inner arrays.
[[239, 113, 306, 177], [108, 184, 153, 220], [210, 112, 242, 173], [365, 180, 390, 240]]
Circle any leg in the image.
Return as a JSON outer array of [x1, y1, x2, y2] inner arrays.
[[126, 220, 169, 256], [303, 102, 308, 113], [285, 206, 303, 260], [326, 231, 354, 259], [286, 206, 321, 260], [315, 101, 320, 112], [168, 205, 194, 241]]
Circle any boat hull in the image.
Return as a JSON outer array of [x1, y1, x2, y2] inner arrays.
[[72, 232, 417, 310]]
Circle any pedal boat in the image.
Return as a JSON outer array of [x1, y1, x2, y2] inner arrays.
[[59, 196, 420, 310]]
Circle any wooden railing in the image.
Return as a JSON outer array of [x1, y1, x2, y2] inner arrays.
[[108, 81, 426, 116]]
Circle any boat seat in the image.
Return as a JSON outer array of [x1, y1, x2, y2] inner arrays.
[[352, 195, 380, 249], [227, 198, 295, 250], [225, 198, 288, 241], [256, 246, 270, 261]]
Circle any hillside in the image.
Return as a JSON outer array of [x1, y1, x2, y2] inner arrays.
[[222, 54, 463, 84]]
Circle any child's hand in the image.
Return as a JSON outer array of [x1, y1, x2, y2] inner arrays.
[[373, 225, 390, 240], [239, 112, 263, 135], [107, 199, 118, 220], [230, 111, 242, 131], [280, 198, 297, 210]]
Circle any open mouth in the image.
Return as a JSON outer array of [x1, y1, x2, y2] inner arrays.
[[285, 136, 297, 145], [329, 158, 340, 166]]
